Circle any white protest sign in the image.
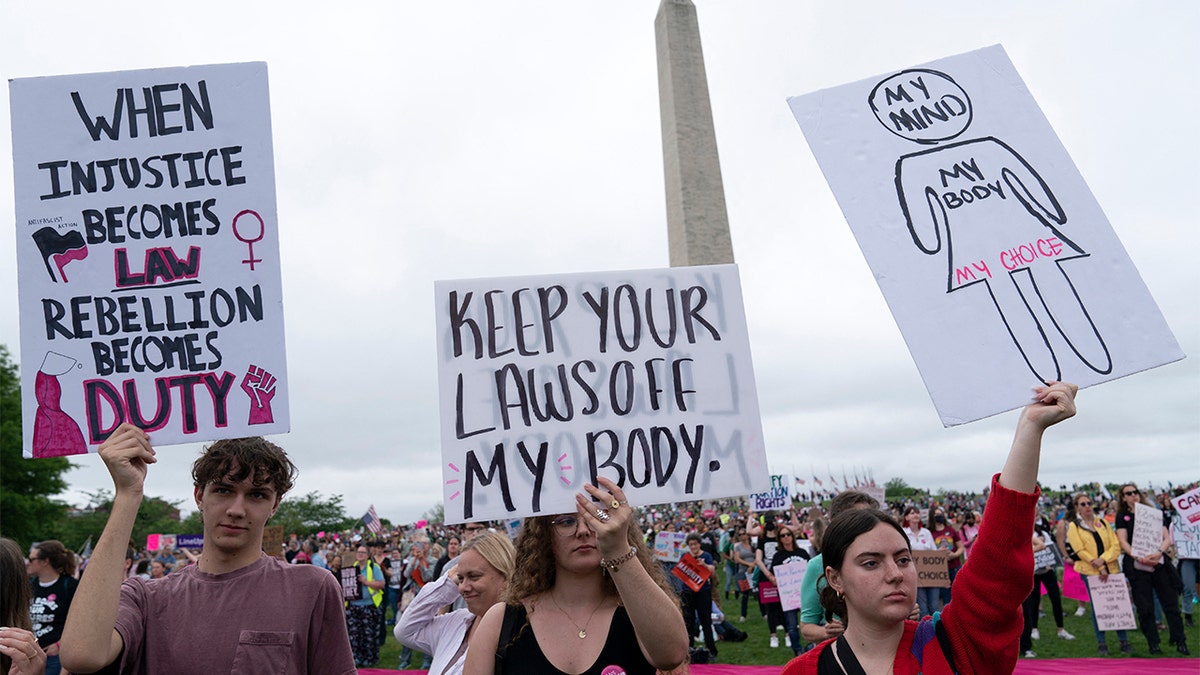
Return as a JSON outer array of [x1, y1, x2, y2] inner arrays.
[[788, 45, 1183, 425], [1130, 502, 1163, 558], [10, 63, 289, 457], [1172, 486, 1200, 525], [774, 558, 808, 612], [860, 485, 886, 508], [1171, 517, 1200, 560], [750, 474, 793, 512], [655, 531, 689, 563], [1087, 574, 1137, 631], [435, 264, 768, 523]]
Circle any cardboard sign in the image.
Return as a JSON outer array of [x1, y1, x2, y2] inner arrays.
[[10, 62, 289, 457], [1087, 574, 1137, 631], [1130, 502, 1163, 558], [774, 558, 808, 612], [1172, 486, 1200, 525], [654, 531, 688, 563], [671, 552, 712, 592], [435, 264, 768, 522], [262, 525, 284, 559], [340, 566, 362, 602], [1171, 516, 1200, 560], [914, 550, 950, 588], [750, 474, 792, 512], [788, 45, 1183, 425]]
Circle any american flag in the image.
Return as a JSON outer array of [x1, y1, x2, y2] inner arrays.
[[362, 505, 382, 535]]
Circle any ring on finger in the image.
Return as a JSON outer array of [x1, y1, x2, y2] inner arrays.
[[610, 499, 621, 509], [595, 508, 611, 522]]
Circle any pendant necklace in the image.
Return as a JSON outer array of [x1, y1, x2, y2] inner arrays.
[[548, 593, 606, 639]]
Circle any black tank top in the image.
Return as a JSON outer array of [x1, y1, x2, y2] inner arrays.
[[497, 604, 654, 675]]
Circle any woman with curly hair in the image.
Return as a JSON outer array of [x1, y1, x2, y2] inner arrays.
[[465, 477, 688, 674]]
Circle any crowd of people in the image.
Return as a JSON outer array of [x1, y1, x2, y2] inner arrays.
[[3, 387, 1197, 674]]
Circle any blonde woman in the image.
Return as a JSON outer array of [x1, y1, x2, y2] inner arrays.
[[1066, 492, 1129, 655]]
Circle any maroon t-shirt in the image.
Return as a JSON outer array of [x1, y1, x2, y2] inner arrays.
[[114, 553, 355, 675]]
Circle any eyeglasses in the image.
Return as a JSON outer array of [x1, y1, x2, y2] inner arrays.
[[1076, 501, 1092, 507], [1122, 490, 1140, 497], [551, 515, 581, 535], [780, 532, 794, 538], [464, 524, 487, 532]]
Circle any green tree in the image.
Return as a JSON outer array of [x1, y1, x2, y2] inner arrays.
[[54, 489, 184, 553], [0, 346, 75, 550], [421, 502, 444, 526], [884, 477, 918, 499], [271, 491, 352, 536]]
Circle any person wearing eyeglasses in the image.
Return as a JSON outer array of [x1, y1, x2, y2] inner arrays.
[[1115, 483, 1188, 655], [770, 527, 811, 656], [1066, 492, 1130, 655], [462, 522, 490, 540], [464, 477, 687, 675]]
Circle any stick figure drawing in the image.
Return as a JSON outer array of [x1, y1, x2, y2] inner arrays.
[[874, 69, 1112, 383]]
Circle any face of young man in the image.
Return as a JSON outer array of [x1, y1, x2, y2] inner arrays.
[[194, 472, 280, 556]]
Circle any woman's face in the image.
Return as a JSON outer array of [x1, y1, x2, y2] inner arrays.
[[779, 529, 795, 549], [827, 522, 916, 626], [455, 549, 506, 617], [1120, 485, 1141, 508], [447, 537, 461, 557], [550, 515, 600, 571], [1075, 497, 1094, 519], [905, 510, 921, 528]]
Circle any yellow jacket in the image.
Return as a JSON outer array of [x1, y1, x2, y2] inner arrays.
[[1066, 518, 1121, 576]]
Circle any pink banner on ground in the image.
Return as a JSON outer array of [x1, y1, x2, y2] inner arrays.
[[376, 661, 1197, 675], [1060, 564, 1089, 602]]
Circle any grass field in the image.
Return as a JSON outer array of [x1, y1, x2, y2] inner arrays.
[[374, 574, 1200, 669]]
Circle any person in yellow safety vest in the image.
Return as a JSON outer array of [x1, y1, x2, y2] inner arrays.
[[348, 544, 386, 667]]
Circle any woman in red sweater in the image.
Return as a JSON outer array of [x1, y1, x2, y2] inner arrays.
[[781, 381, 1077, 675]]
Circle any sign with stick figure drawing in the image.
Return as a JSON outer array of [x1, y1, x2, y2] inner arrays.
[[10, 62, 290, 456], [788, 45, 1183, 425]]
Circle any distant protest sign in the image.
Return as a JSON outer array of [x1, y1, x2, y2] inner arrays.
[[1088, 574, 1137, 631], [1171, 517, 1200, 560], [750, 474, 793, 512], [1130, 502, 1163, 558], [914, 550, 950, 588], [655, 531, 688, 563], [435, 264, 768, 523], [774, 558, 808, 612], [10, 62, 289, 457], [788, 45, 1183, 425], [1172, 486, 1200, 524], [671, 553, 712, 593]]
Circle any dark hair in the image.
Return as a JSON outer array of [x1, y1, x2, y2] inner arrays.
[[1116, 483, 1149, 516], [685, 533, 702, 545], [818, 510, 909, 620], [829, 490, 880, 518], [31, 539, 76, 577], [192, 436, 297, 498], [1, 538, 32, 672]]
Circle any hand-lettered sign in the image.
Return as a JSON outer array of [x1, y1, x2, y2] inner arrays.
[[774, 558, 808, 612], [1170, 516, 1200, 560], [435, 264, 768, 523], [914, 550, 950, 588], [750, 474, 793, 512], [655, 531, 689, 563], [1087, 574, 1137, 631], [11, 63, 289, 457], [788, 45, 1183, 425], [1130, 502, 1164, 558], [1172, 486, 1200, 525]]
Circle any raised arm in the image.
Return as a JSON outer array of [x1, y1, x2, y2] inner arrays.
[[60, 423, 155, 673], [999, 382, 1077, 493], [581, 478, 688, 671], [394, 568, 462, 654]]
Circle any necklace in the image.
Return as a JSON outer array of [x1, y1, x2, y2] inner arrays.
[[547, 593, 606, 639]]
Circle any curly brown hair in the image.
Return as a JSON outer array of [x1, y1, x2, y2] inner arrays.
[[192, 436, 297, 498], [505, 515, 676, 607]]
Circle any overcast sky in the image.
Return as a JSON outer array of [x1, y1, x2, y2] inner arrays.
[[2, 2, 1196, 526]]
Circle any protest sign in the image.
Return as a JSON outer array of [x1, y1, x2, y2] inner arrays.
[[1059, 564, 1088, 602], [655, 531, 688, 563], [1130, 502, 1163, 558], [1032, 543, 1060, 571], [145, 533, 161, 551], [788, 45, 1183, 425], [671, 553, 712, 593], [175, 534, 203, 550], [340, 566, 362, 602], [435, 264, 768, 522], [1171, 517, 1200, 560], [10, 62, 289, 457], [1172, 486, 1200, 524], [262, 525, 284, 559], [1087, 574, 1137, 631], [750, 474, 792, 512], [914, 550, 950, 588], [861, 485, 886, 507], [774, 558, 808, 612]]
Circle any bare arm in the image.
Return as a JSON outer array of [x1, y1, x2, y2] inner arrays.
[[998, 382, 1077, 493], [61, 424, 155, 673], [462, 603, 503, 675]]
